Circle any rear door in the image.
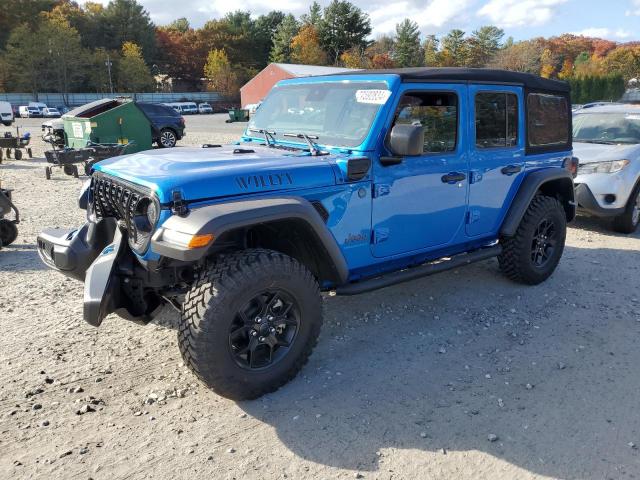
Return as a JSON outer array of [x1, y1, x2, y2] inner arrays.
[[371, 84, 469, 257], [466, 85, 525, 237]]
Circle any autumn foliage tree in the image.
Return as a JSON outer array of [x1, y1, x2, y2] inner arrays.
[[117, 41, 154, 92], [204, 48, 240, 100], [291, 25, 327, 65]]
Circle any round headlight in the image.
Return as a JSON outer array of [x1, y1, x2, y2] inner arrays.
[[146, 200, 159, 226]]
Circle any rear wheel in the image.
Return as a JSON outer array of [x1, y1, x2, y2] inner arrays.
[[612, 183, 640, 234], [0, 219, 18, 247], [178, 249, 322, 400], [157, 129, 177, 148], [499, 195, 567, 285]]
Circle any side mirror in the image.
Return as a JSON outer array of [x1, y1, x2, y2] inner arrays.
[[388, 123, 424, 157]]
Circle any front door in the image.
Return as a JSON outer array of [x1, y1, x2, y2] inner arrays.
[[371, 84, 469, 258], [466, 85, 525, 237]]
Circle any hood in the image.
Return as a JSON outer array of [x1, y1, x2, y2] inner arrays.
[[572, 141, 640, 164], [93, 145, 337, 203]]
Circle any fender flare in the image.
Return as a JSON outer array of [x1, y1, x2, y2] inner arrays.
[[500, 169, 575, 237], [151, 196, 349, 284]]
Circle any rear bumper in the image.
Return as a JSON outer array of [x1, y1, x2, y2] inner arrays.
[[575, 183, 624, 217]]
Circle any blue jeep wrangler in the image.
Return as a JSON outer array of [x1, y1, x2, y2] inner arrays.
[[37, 68, 576, 400]]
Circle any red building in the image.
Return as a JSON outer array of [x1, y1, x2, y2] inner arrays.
[[240, 63, 355, 107]]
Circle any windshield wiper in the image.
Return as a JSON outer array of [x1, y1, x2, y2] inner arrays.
[[248, 128, 276, 147], [283, 132, 322, 156]]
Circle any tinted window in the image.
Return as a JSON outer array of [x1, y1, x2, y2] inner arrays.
[[527, 93, 569, 147], [394, 92, 458, 153], [475, 92, 518, 148]]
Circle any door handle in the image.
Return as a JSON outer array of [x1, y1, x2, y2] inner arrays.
[[501, 165, 522, 176], [441, 172, 466, 184]]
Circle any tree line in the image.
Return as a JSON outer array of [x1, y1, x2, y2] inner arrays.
[[0, 0, 637, 103]]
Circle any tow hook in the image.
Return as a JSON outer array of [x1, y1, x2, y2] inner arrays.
[[171, 191, 188, 217]]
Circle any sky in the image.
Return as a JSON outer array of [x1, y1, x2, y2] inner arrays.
[[82, 0, 640, 42]]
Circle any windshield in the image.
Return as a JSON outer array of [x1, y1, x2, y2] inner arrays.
[[573, 112, 640, 144], [248, 81, 390, 148]]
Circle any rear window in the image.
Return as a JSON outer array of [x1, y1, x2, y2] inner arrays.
[[475, 92, 518, 148], [527, 93, 569, 149]]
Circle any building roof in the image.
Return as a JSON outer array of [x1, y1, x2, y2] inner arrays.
[[326, 67, 570, 93], [574, 103, 640, 114], [273, 63, 357, 77]]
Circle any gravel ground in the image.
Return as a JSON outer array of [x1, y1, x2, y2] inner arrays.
[[1, 115, 640, 480]]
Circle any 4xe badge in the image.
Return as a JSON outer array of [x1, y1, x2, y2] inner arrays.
[[236, 173, 293, 190]]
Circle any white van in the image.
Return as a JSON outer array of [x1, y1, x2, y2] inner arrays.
[[0, 101, 14, 126], [19, 106, 41, 118], [164, 103, 183, 114], [179, 102, 198, 114], [29, 102, 48, 115]]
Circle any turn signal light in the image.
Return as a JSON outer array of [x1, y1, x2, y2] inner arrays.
[[187, 233, 214, 249]]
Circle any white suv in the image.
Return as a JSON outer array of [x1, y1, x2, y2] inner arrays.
[[573, 104, 640, 233]]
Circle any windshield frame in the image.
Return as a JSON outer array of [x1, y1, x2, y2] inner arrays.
[[573, 110, 640, 145], [243, 75, 399, 152]]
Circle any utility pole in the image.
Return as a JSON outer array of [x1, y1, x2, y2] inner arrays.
[[105, 55, 114, 94]]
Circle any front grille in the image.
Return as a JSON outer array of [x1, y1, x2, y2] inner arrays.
[[91, 173, 152, 251]]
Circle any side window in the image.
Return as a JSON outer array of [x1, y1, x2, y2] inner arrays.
[[393, 92, 458, 153], [475, 92, 518, 148], [527, 93, 569, 147]]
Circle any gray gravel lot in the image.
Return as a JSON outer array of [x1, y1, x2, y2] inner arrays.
[[1, 115, 640, 479]]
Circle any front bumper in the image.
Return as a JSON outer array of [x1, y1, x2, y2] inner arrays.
[[37, 218, 159, 326], [574, 183, 625, 217]]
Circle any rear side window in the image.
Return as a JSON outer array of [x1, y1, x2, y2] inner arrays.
[[475, 92, 518, 148], [394, 92, 458, 153], [527, 93, 569, 148]]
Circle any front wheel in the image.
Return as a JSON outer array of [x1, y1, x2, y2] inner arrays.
[[157, 129, 177, 148], [499, 195, 567, 285], [178, 249, 322, 400], [612, 183, 640, 234]]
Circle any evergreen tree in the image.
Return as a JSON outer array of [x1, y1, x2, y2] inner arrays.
[[269, 14, 299, 63], [467, 26, 504, 67], [441, 29, 469, 67], [318, 0, 371, 64], [301, 2, 322, 27], [394, 19, 422, 68]]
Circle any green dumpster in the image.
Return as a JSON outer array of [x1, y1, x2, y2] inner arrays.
[[63, 98, 152, 153], [227, 108, 249, 123]]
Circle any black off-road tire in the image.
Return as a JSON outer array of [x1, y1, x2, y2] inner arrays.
[[178, 249, 322, 400], [0, 219, 18, 247], [499, 195, 567, 285], [14, 149, 22, 160], [45, 167, 51, 180], [612, 182, 640, 234]]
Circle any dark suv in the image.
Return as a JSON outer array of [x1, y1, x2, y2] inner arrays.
[[137, 102, 186, 148]]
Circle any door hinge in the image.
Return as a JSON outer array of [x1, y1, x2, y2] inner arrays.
[[373, 184, 391, 198], [171, 190, 189, 216], [467, 210, 481, 224], [469, 170, 483, 184], [372, 228, 390, 244]]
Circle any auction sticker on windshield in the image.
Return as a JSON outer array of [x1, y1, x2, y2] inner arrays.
[[356, 89, 391, 105]]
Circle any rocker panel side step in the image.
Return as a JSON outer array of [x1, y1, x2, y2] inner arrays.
[[336, 245, 502, 296]]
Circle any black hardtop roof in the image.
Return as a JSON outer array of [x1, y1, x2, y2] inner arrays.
[[329, 67, 570, 93]]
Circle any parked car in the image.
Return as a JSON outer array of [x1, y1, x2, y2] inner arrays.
[[137, 102, 186, 148], [29, 102, 48, 115], [179, 102, 198, 114], [42, 107, 61, 118], [0, 101, 14, 126], [56, 105, 71, 114], [19, 106, 41, 118], [37, 68, 575, 400], [573, 104, 640, 233], [198, 103, 213, 114], [163, 103, 183, 114]]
